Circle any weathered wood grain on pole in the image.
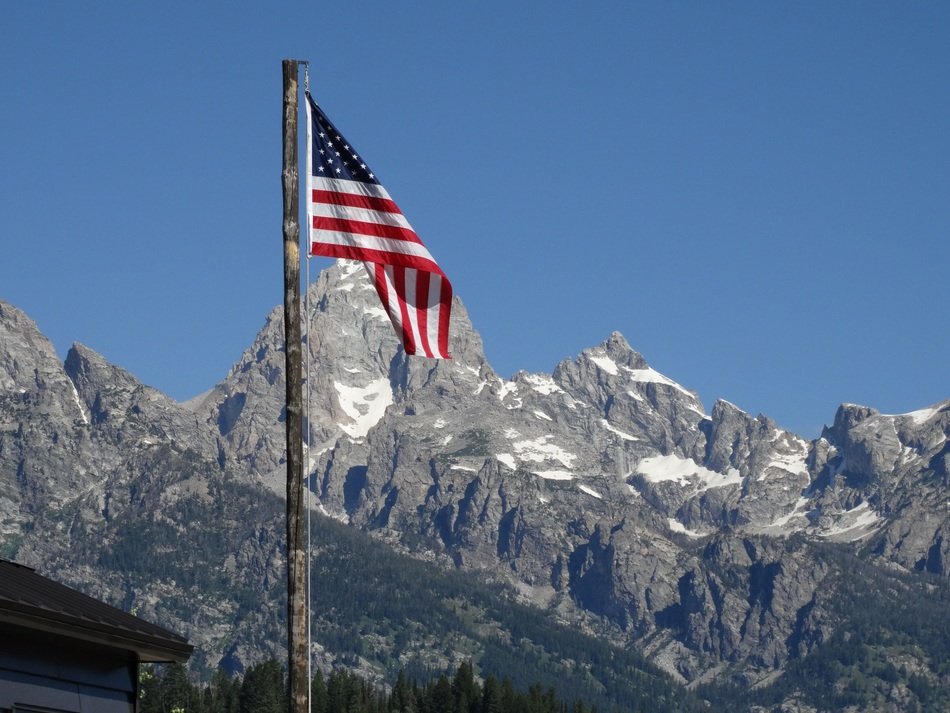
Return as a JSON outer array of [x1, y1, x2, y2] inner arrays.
[[281, 58, 307, 713]]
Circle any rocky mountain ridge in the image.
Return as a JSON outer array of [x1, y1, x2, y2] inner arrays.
[[1, 262, 948, 700]]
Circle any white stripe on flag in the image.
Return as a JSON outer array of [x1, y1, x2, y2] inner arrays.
[[307, 92, 452, 359], [311, 176, 393, 201], [375, 264, 403, 344], [311, 231, 437, 263], [311, 201, 413, 229], [403, 268, 422, 353], [424, 275, 445, 358]]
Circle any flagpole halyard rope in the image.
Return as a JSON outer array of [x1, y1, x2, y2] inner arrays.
[[305, 257, 312, 713], [302, 58, 313, 713]]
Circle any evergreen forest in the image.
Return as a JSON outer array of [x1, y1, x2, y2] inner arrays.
[[67, 479, 950, 711], [140, 659, 644, 713]]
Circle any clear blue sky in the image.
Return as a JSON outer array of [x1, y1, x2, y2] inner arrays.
[[2, 2, 947, 438]]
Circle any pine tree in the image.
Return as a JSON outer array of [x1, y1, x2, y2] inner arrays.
[[391, 669, 416, 713], [327, 669, 363, 713], [138, 665, 162, 713], [451, 662, 479, 713], [427, 675, 453, 713], [481, 676, 503, 713], [311, 670, 329, 713], [163, 662, 200, 713], [240, 660, 285, 713], [208, 667, 241, 713]]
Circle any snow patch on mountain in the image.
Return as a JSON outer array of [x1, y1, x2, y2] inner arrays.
[[751, 496, 812, 534], [636, 455, 742, 490], [819, 502, 883, 542], [600, 419, 638, 441], [668, 518, 705, 538], [319, 503, 349, 523], [760, 433, 810, 481], [337, 259, 364, 281], [589, 354, 619, 375], [534, 470, 573, 481], [497, 381, 518, 400], [365, 306, 390, 322], [495, 380, 523, 409], [511, 434, 577, 468], [70, 381, 89, 425], [334, 378, 393, 439], [522, 373, 563, 395], [495, 453, 516, 469], [578, 484, 603, 499], [306, 444, 331, 471], [622, 365, 695, 399], [902, 406, 941, 425]]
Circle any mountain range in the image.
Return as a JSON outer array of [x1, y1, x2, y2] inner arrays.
[[2, 261, 948, 711]]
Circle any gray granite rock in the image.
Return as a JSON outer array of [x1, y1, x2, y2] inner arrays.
[[1, 261, 947, 687]]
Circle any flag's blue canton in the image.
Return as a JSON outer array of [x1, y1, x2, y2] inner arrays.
[[310, 104, 381, 186]]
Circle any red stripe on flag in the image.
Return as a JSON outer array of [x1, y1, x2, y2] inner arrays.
[[371, 263, 392, 319], [307, 93, 453, 359], [311, 216, 423, 245], [393, 268, 416, 355], [438, 277, 452, 358], [310, 242, 445, 276], [414, 270, 432, 358], [312, 189, 401, 215]]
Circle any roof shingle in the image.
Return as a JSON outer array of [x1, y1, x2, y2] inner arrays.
[[0, 559, 192, 663]]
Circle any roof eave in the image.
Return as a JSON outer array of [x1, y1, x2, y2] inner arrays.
[[0, 607, 193, 664]]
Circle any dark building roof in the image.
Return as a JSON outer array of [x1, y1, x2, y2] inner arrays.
[[0, 559, 192, 663]]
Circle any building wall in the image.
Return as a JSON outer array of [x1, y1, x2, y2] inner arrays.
[[0, 626, 136, 713]]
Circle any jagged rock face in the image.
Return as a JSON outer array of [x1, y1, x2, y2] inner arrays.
[[188, 262, 491, 491], [0, 300, 278, 666], [0, 301, 233, 545], [1, 262, 948, 686], [699, 400, 812, 532], [816, 403, 950, 575], [0, 302, 95, 539], [65, 342, 220, 459]]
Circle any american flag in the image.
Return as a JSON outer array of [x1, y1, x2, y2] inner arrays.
[[305, 92, 452, 359]]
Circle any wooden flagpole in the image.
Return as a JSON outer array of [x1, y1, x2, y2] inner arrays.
[[281, 58, 308, 713]]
